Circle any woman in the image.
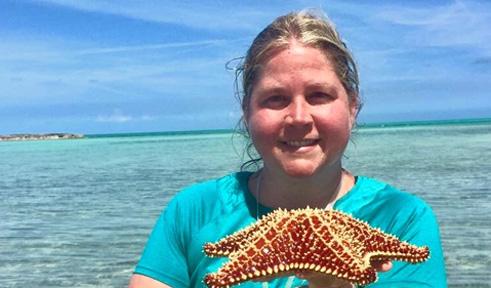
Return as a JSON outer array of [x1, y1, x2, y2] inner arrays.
[[129, 11, 447, 288]]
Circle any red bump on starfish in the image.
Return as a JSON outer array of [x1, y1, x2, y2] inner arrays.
[[203, 208, 429, 287]]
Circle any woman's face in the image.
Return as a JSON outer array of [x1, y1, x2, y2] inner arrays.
[[246, 42, 357, 178]]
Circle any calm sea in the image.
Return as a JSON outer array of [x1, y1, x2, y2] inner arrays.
[[1, 120, 490, 287]]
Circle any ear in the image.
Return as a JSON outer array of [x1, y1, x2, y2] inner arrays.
[[242, 115, 249, 131], [348, 100, 359, 130], [242, 106, 251, 128]]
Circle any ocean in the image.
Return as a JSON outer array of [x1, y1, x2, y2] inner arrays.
[[1, 120, 490, 287]]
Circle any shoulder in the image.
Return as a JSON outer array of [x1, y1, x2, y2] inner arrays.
[[165, 171, 252, 217], [172, 171, 251, 201], [351, 176, 430, 211], [338, 176, 438, 240]]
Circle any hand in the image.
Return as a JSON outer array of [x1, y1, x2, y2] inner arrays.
[[295, 260, 393, 288]]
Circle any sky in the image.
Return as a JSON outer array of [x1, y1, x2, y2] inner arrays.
[[1, 0, 490, 134]]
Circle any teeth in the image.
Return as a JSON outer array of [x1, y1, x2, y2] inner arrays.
[[286, 140, 316, 147]]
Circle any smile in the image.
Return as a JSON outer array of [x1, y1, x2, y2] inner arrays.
[[283, 139, 319, 147]]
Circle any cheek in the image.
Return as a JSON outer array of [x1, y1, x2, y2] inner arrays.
[[247, 113, 280, 146], [315, 109, 353, 141]]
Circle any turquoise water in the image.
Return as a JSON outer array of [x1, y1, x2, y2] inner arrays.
[[1, 121, 490, 287]]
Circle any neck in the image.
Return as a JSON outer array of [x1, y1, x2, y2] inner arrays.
[[251, 165, 354, 210]]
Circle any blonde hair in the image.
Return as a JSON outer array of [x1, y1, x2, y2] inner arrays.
[[235, 10, 361, 169]]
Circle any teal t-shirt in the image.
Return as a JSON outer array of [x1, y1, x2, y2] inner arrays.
[[134, 172, 447, 287]]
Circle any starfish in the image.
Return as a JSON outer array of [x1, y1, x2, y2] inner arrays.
[[203, 208, 429, 287]]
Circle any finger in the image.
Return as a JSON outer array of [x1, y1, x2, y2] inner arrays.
[[379, 260, 392, 272], [371, 259, 393, 272]]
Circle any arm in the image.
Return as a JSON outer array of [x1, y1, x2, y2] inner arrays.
[[129, 274, 172, 288], [131, 197, 191, 288]]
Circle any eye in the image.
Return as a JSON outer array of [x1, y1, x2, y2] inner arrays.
[[308, 92, 333, 105], [262, 95, 288, 109]]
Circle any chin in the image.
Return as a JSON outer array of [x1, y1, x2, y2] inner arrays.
[[281, 163, 319, 178]]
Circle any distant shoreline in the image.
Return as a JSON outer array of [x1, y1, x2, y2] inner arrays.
[[0, 133, 84, 142], [357, 117, 491, 129]]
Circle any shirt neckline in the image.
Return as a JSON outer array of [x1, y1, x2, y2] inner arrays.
[[237, 171, 362, 215]]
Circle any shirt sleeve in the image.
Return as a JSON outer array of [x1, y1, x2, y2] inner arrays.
[[370, 196, 447, 288], [134, 197, 190, 288]]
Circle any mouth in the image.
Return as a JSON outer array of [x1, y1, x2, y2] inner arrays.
[[282, 139, 319, 148]]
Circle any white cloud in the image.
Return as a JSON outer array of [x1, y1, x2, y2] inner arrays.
[[95, 109, 155, 123], [375, 0, 491, 55], [73, 38, 244, 56]]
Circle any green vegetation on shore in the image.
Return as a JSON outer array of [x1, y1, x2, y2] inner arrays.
[[0, 133, 84, 141]]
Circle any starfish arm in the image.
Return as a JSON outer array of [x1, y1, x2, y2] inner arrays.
[[205, 225, 289, 286], [203, 209, 288, 257], [365, 243, 430, 264], [203, 225, 260, 257], [328, 210, 430, 264]]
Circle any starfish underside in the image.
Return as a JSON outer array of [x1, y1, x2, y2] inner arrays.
[[203, 208, 429, 287]]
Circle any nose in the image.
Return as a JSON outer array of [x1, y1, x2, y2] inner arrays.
[[284, 98, 313, 126]]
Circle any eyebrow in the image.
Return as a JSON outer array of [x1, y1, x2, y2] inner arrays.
[[253, 79, 342, 96], [253, 87, 286, 98], [305, 82, 336, 90]]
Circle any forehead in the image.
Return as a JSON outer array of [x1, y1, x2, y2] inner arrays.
[[256, 43, 341, 87], [267, 43, 330, 67]]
